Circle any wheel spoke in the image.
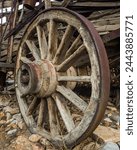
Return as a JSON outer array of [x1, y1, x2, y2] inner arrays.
[[58, 76, 91, 82], [27, 97, 40, 115], [65, 35, 81, 58], [36, 25, 48, 59], [48, 19, 58, 60], [56, 85, 88, 112], [56, 44, 85, 72], [25, 40, 40, 60], [20, 56, 32, 64], [37, 98, 46, 127], [54, 93, 75, 132], [53, 25, 74, 64], [47, 97, 60, 136]]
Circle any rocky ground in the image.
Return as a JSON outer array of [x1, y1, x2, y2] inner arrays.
[[0, 95, 120, 150]]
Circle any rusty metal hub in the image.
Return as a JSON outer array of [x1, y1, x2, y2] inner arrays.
[[17, 60, 57, 97]]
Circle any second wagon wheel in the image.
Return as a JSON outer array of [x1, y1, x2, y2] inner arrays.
[[15, 8, 110, 148]]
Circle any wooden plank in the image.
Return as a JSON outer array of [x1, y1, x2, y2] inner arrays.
[[26, 40, 40, 60], [56, 44, 85, 72], [58, 76, 91, 82], [47, 97, 60, 136], [27, 97, 40, 115], [56, 85, 88, 112], [53, 25, 74, 64], [70, 2, 120, 7], [36, 25, 48, 59], [54, 93, 75, 132], [37, 98, 46, 127], [0, 1, 13, 8], [48, 19, 58, 60], [0, 62, 15, 68]]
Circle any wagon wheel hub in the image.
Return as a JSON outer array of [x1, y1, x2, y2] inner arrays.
[[17, 60, 57, 97]]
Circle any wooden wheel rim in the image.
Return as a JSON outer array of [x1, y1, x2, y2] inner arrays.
[[15, 8, 110, 148]]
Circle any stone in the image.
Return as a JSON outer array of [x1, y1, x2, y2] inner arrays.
[[107, 106, 117, 112], [3, 106, 19, 115], [93, 125, 120, 144], [83, 142, 98, 150], [101, 142, 119, 150], [17, 121, 26, 130], [12, 113, 22, 122], [15, 135, 33, 150], [32, 143, 45, 150], [0, 112, 6, 120], [110, 114, 120, 123], [0, 97, 9, 107], [0, 120, 6, 126], [40, 138, 51, 146], [29, 134, 42, 143], [7, 129, 18, 137], [6, 112, 12, 120], [103, 118, 112, 127], [7, 122, 18, 129]]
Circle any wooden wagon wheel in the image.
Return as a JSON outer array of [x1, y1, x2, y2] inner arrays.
[[15, 8, 110, 148]]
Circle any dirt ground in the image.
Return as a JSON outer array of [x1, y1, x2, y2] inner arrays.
[[0, 95, 120, 150]]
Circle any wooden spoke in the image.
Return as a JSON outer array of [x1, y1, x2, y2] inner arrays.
[[48, 19, 58, 60], [37, 98, 46, 127], [56, 44, 85, 72], [20, 56, 32, 64], [36, 25, 48, 59], [54, 93, 75, 132], [56, 85, 88, 112], [25, 40, 40, 60], [27, 97, 40, 116], [47, 97, 60, 136], [53, 25, 74, 64], [65, 35, 81, 58], [58, 76, 91, 82]]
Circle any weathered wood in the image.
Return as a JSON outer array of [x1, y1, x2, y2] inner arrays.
[[37, 98, 46, 127], [36, 25, 48, 59], [65, 35, 81, 58], [48, 19, 58, 60], [0, 62, 15, 68], [56, 85, 88, 112], [54, 93, 75, 132], [69, 1, 120, 7], [0, 1, 13, 8], [95, 24, 120, 32], [47, 97, 60, 136], [53, 25, 74, 64], [21, 56, 32, 64], [26, 40, 40, 60], [27, 97, 40, 115], [58, 76, 91, 82], [56, 44, 85, 72]]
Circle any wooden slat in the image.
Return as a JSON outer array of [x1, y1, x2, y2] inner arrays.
[[26, 40, 40, 60], [37, 99, 46, 127], [47, 97, 60, 136], [36, 25, 48, 59], [53, 25, 74, 63], [56, 44, 85, 72], [56, 85, 88, 112], [70, 2, 120, 7], [27, 97, 40, 116], [20, 56, 32, 64], [58, 76, 91, 82], [54, 93, 75, 132], [48, 19, 58, 60], [0, 1, 13, 8]]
